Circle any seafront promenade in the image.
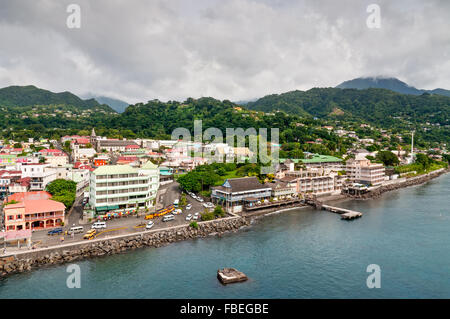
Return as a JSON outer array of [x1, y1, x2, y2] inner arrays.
[[1, 168, 448, 278], [0, 212, 249, 276]]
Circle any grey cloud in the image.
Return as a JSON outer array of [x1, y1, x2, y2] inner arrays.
[[0, 0, 449, 103]]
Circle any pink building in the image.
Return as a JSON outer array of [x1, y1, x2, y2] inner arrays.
[[3, 199, 65, 232]]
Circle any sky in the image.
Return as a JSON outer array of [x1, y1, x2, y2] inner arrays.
[[0, 0, 449, 104]]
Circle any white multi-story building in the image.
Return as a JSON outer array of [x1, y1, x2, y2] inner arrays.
[[89, 162, 159, 213], [346, 159, 385, 186], [72, 145, 96, 163], [285, 168, 343, 196], [44, 154, 69, 166], [19, 163, 57, 191]]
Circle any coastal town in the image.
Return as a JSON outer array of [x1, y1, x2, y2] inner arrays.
[[0, 123, 448, 265]]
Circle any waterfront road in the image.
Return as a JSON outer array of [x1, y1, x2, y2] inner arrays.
[[4, 182, 214, 252]]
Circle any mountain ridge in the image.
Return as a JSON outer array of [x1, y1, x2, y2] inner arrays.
[[82, 93, 129, 113], [336, 77, 450, 97], [0, 85, 116, 112]]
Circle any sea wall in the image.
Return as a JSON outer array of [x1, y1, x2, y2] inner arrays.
[[355, 168, 448, 199], [0, 216, 250, 277]]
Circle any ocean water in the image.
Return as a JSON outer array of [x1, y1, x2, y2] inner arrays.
[[0, 174, 449, 298]]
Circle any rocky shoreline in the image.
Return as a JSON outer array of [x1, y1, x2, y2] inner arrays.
[[347, 168, 449, 199], [0, 217, 250, 277], [1, 169, 447, 278]]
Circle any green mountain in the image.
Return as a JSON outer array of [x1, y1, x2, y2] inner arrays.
[[82, 93, 129, 113], [0, 85, 114, 110], [94, 96, 129, 113], [1, 84, 448, 148], [246, 87, 449, 125], [336, 77, 450, 97], [109, 97, 344, 154], [0, 85, 118, 140]]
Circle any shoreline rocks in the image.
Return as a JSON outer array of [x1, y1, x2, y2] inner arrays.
[[0, 217, 250, 278], [347, 168, 448, 200]]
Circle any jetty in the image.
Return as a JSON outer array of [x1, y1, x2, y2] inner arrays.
[[304, 197, 363, 220], [321, 204, 363, 220], [217, 268, 248, 284]]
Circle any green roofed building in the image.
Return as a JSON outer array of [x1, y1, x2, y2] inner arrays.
[[89, 163, 159, 213], [280, 154, 343, 169]]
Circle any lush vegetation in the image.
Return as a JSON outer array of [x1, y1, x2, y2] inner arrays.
[[375, 151, 400, 166], [46, 179, 77, 208], [0, 85, 117, 141], [0, 85, 448, 154], [177, 163, 237, 192], [189, 221, 198, 229], [201, 205, 226, 221], [247, 88, 450, 145], [394, 154, 448, 175], [177, 161, 277, 193]]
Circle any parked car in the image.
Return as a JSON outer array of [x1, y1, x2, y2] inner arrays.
[[83, 229, 96, 240], [47, 228, 63, 236], [186, 214, 193, 221], [68, 226, 84, 235], [163, 214, 175, 222], [146, 221, 154, 229], [174, 209, 182, 215], [186, 204, 192, 210], [198, 197, 204, 202], [205, 202, 214, 208], [193, 212, 200, 220], [91, 221, 107, 229]]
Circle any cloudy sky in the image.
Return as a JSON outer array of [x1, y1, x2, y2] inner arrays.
[[0, 0, 449, 104]]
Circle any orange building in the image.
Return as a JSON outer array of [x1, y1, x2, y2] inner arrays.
[[3, 199, 65, 232], [94, 158, 108, 166], [5, 190, 52, 203]]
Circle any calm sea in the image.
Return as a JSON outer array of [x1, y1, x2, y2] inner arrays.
[[1, 174, 449, 298]]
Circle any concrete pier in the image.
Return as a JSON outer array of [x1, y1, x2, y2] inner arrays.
[[321, 204, 363, 220]]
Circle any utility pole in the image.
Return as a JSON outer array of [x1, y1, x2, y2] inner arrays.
[[410, 131, 415, 163]]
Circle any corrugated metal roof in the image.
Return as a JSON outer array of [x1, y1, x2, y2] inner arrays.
[[93, 164, 137, 176]]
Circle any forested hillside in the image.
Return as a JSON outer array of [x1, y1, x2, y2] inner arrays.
[[0, 85, 112, 110], [247, 87, 450, 126]]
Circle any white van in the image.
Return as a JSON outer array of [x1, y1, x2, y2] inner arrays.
[[68, 226, 84, 234], [92, 221, 107, 229], [163, 214, 175, 222]]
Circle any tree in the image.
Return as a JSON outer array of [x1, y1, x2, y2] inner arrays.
[[213, 205, 225, 217], [375, 151, 399, 166], [46, 179, 77, 208], [201, 211, 215, 221], [180, 193, 187, 207], [415, 153, 431, 170]]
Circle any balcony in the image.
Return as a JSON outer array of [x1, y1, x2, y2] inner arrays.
[[24, 214, 64, 221]]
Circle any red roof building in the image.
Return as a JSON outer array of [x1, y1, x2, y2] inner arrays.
[[5, 190, 52, 203], [3, 199, 65, 231], [74, 138, 90, 145]]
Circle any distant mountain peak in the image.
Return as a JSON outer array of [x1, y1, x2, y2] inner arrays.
[[0, 85, 116, 112], [82, 93, 129, 113], [336, 76, 450, 97]]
